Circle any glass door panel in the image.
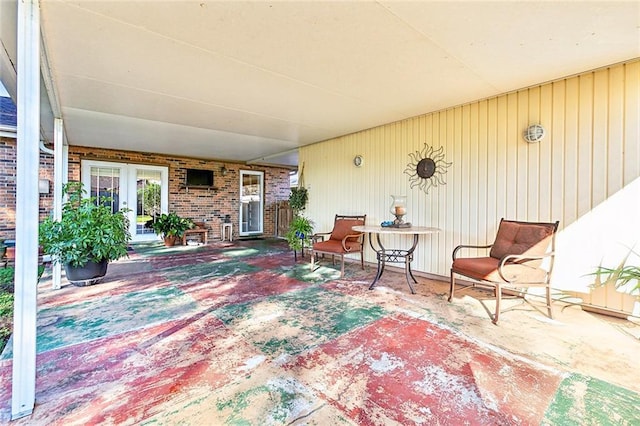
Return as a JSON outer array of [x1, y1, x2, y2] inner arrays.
[[130, 165, 168, 241], [135, 169, 162, 237], [89, 166, 122, 213], [239, 170, 264, 236]]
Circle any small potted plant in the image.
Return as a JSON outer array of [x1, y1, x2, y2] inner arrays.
[[591, 247, 640, 297], [149, 212, 194, 246], [39, 181, 132, 285], [285, 215, 314, 259]]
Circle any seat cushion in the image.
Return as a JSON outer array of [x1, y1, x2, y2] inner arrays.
[[313, 239, 361, 254], [490, 220, 556, 260], [330, 219, 364, 241], [452, 257, 547, 283]]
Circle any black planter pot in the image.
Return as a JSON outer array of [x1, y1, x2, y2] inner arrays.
[[65, 259, 108, 286]]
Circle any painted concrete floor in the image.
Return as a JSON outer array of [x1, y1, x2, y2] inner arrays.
[[0, 238, 638, 425]]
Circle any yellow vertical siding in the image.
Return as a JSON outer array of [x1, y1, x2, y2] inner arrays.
[[300, 60, 640, 314]]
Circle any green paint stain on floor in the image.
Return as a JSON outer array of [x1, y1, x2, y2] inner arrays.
[[163, 260, 260, 282], [2, 286, 198, 358], [215, 377, 317, 425], [221, 248, 262, 258], [215, 286, 386, 356], [279, 263, 341, 283], [543, 373, 640, 425], [130, 242, 209, 257]]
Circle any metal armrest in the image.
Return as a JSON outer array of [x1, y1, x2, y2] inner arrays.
[[341, 233, 364, 252], [311, 231, 331, 243], [452, 244, 493, 261], [498, 252, 555, 282]]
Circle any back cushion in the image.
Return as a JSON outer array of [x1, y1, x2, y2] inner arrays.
[[330, 218, 364, 241], [490, 220, 556, 259]]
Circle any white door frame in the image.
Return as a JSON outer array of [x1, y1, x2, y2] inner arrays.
[[81, 160, 169, 242]]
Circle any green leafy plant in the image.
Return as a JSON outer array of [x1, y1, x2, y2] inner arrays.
[[0, 268, 13, 293], [591, 247, 640, 296], [285, 215, 314, 252], [39, 181, 132, 267], [149, 212, 194, 239], [0, 290, 12, 350], [0, 266, 45, 352], [138, 182, 162, 219], [289, 187, 309, 213]]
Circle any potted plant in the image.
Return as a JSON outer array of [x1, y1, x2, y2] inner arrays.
[[39, 181, 131, 285], [285, 215, 314, 259], [289, 187, 309, 213], [286, 185, 313, 257], [591, 247, 640, 296], [149, 212, 194, 246]]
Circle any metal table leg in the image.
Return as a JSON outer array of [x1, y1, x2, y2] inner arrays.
[[368, 232, 420, 293]]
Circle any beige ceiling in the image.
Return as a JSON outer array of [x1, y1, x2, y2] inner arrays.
[[28, 1, 640, 166]]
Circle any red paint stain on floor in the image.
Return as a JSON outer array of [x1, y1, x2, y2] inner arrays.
[[1, 310, 258, 425], [286, 313, 564, 425], [181, 269, 309, 308]]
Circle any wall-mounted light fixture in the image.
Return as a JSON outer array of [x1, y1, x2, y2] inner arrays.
[[38, 179, 50, 194], [523, 124, 546, 143], [221, 165, 228, 176]]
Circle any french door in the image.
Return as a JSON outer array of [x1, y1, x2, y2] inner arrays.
[[81, 160, 168, 242], [239, 170, 264, 236]]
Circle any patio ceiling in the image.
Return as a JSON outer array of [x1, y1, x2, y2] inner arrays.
[[4, 1, 640, 167]]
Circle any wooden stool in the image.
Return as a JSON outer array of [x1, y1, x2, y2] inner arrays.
[[221, 223, 233, 241], [182, 228, 208, 245]]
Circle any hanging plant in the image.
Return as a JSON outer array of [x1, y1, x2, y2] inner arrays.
[[289, 162, 309, 214], [289, 187, 309, 213]]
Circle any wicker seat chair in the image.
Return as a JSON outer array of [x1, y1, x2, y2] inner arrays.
[[449, 218, 559, 324], [310, 214, 366, 278]]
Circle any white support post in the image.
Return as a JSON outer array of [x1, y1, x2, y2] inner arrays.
[[52, 117, 64, 289], [12, 0, 40, 420]]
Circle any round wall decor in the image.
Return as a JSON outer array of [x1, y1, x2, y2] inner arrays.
[[404, 144, 452, 194]]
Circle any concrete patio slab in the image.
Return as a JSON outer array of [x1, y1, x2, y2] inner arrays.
[[0, 238, 638, 425]]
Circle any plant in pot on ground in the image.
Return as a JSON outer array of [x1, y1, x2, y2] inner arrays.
[[39, 181, 132, 285], [285, 215, 314, 254], [591, 247, 640, 297], [149, 212, 194, 246], [286, 186, 313, 256]]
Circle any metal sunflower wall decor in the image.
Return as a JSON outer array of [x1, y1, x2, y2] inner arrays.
[[404, 144, 452, 194]]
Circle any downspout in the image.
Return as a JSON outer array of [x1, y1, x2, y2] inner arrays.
[[39, 139, 53, 154]]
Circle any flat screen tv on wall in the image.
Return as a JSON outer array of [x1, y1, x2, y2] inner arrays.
[[185, 168, 214, 187]]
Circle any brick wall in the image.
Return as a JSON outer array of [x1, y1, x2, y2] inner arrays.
[[0, 137, 55, 240], [0, 137, 17, 239], [0, 138, 292, 241]]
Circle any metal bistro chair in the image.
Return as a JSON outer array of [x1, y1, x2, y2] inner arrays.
[[310, 214, 366, 278], [449, 218, 559, 324]]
